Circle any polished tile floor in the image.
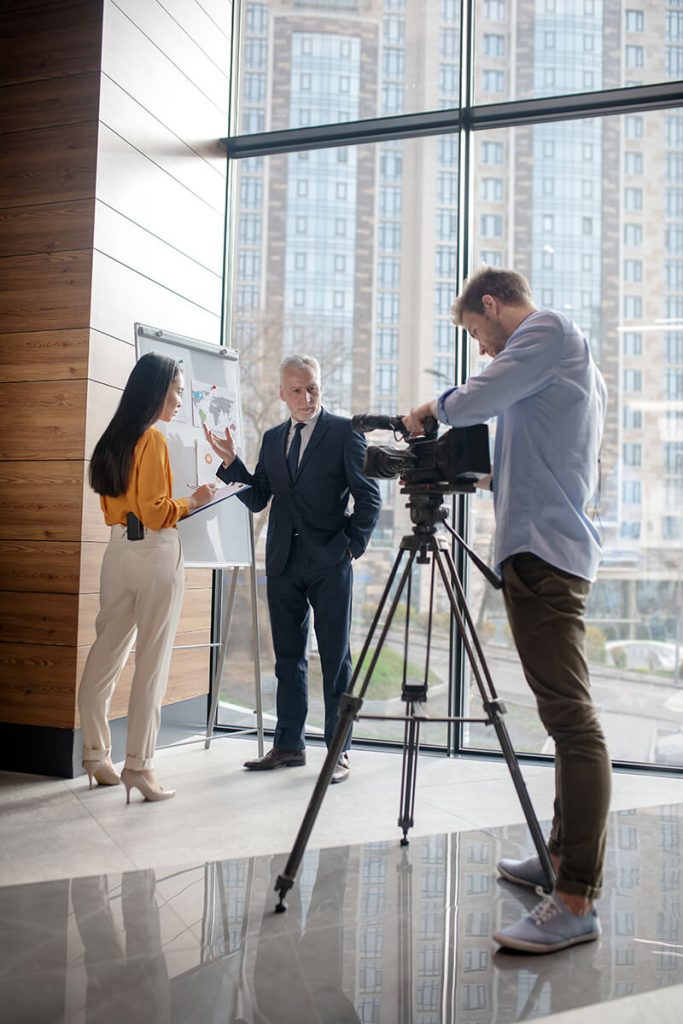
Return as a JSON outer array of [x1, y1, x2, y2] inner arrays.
[[1, 736, 682, 1023]]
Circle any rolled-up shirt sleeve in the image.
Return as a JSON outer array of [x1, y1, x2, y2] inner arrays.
[[438, 321, 561, 426]]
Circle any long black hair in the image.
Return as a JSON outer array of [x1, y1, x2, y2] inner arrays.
[[89, 353, 180, 496]]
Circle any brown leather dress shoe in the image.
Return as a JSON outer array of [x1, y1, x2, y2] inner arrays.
[[243, 747, 306, 770]]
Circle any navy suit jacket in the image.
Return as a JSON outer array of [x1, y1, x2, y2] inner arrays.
[[217, 408, 381, 577]]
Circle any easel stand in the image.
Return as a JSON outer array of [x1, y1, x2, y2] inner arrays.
[[206, 513, 264, 756], [274, 484, 555, 912]]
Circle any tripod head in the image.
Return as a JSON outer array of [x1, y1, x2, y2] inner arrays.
[[399, 483, 501, 590], [401, 482, 474, 535]]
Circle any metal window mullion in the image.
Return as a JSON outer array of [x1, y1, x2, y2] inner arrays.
[[447, 0, 477, 758]]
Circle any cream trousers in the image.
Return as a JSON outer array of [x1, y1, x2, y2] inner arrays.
[[78, 525, 185, 771]]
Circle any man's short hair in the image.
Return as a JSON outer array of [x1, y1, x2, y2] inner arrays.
[[451, 267, 533, 324], [280, 354, 321, 382]]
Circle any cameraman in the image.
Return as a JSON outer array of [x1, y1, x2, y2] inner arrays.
[[404, 267, 610, 955]]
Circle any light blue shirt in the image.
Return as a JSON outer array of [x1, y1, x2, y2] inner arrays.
[[437, 310, 607, 581]]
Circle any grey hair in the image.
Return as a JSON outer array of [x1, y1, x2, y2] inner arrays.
[[279, 354, 321, 382]]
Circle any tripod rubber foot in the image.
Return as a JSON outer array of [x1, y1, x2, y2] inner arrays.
[[274, 873, 293, 913]]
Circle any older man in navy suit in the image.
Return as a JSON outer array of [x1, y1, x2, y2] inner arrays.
[[204, 355, 380, 783]]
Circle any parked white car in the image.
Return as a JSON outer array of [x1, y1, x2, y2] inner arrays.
[[605, 640, 681, 673]]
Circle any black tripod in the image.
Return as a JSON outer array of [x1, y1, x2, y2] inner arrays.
[[275, 483, 555, 911]]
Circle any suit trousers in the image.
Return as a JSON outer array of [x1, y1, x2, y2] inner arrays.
[[502, 552, 611, 900], [78, 525, 185, 771], [267, 538, 353, 752]]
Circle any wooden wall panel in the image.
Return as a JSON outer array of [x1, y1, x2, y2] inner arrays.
[[0, 0, 232, 750], [90, 251, 221, 347], [175, 588, 214, 636], [0, 1, 101, 741], [77, 586, 213, 647], [0, 329, 88, 383], [81, 471, 111, 544], [0, 1, 69, 13], [95, 124, 224, 273], [0, 1, 103, 87], [98, 77, 225, 214], [0, 251, 92, 334], [0, 199, 95, 259], [94, 200, 222, 313], [186, 569, 214, 591], [0, 72, 101, 134], [103, 642, 212, 721], [0, 592, 79, 646], [0, 380, 87, 460], [164, 643, 212, 706], [84, 379, 120, 462], [114, 0, 229, 116], [0, 642, 77, 728], [0, 122, 98, 209], [79, 541, 105, 596], [0, 461, 85, 541], [0, 540, 81, 594], [88, 331, 135, 390], [161, 0, 231, 71], [193, 0, 232, 37], [102, 1, 229, 164]]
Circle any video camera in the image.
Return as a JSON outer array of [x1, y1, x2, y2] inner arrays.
[[351, 414, 490, 491]]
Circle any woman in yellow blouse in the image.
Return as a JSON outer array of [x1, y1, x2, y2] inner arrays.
[[78, 353, 214, 803]]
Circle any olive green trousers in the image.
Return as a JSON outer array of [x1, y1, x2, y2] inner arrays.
[[502, 552, 611, 900]]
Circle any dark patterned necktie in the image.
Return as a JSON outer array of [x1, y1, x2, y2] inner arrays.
[[287, 422, 305, 479]]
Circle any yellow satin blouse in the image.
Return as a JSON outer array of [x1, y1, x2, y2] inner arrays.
[[100, 427, 190, 530]]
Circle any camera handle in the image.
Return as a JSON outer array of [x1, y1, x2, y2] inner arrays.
[[274, 514, 555, 913], [351, 413, 439, 440]]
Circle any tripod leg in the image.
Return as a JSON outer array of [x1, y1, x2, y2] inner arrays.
[[275, 693, 361, 911], [274, 547, 420, 912], [398, 708, 420, 846], [433, 546, 555, 893]]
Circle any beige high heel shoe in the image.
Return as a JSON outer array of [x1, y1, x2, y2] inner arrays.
[[121, 768, 176, 804], [83, 757, 121, 790]]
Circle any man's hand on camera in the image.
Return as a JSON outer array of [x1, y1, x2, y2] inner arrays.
[[203, 423, 237, 468], [403, 400, 438, 436]]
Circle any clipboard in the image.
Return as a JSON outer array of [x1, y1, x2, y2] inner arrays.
[[185, 481, 251, 518]]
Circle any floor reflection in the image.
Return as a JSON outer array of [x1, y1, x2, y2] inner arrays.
[[0, 804, 681, 1023], [71, 872, 169, 1023]]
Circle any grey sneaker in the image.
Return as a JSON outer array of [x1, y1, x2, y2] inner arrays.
[[494, 894, 601, 954], [497, 854, 547, 890], [331, 752, 350, 784]]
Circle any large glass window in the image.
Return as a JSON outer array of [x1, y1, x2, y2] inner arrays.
[[222, 134, 460, 746], [474, 0, 681, 103], [235, 0, 461, 134], [222, 1, 683, 771], [468, 109, 683, 767]]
